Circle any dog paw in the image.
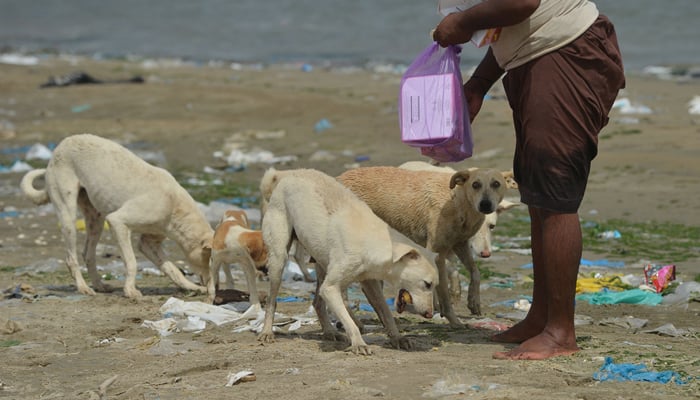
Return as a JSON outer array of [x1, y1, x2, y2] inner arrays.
[[391, 336, 414, 351], [257, 332, 275, 343], [348, 344, 373, 356], [78, 286, 97, 296], [123, 287, 143, 299]]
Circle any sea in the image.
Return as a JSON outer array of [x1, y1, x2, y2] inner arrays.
[[0, 0, 698, 73]]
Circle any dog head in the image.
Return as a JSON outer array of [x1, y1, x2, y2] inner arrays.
[[189, 237, 213, 278], [449, 169, 517, 215], [389, 241, 438, 319], [469, 199, 521, 258]]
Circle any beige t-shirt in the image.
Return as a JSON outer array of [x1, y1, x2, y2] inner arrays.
[[490, 0, 599, 70]]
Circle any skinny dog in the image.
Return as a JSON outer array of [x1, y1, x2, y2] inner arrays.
[[259, 168, 438, 355], [20, 134, 212, 298], [338, 166, 517, 326]]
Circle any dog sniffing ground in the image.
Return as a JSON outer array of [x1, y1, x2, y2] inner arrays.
[[1, 57, 699, 399]]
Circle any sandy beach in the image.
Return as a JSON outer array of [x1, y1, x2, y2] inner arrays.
[[0, 56, 699, 399]]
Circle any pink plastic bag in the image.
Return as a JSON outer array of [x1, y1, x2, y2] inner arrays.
[[399, 43, 473, 162]]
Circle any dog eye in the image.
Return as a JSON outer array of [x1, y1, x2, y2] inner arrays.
[[471, 181, 482, 190], [424, 280, 432, 290], [489, 224, 496, 230], [491, 181, 501, 189]]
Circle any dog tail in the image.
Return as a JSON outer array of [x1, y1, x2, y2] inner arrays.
[[20, 169, 50, 205], [259, 167, 280, 216]]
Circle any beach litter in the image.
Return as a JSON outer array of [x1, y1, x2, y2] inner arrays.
[[688, 95, 700, 115], [642, 323, 698, 338], [225, 370, 256, 386], [576, 288, 663, 306], [593, 357, 691, 385], [313, 118, 333, 133], [612, 97, 653, 114]]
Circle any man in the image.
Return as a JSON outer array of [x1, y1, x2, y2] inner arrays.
[[433, 0, 625, 360]]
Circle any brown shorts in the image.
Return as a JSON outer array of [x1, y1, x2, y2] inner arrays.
[[502, 15, 625, 213]]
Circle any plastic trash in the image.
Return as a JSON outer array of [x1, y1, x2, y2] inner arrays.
[[25, 143, 53, 160], [314, 118, 333, 133], [225, 370, 256, 386], [688, 96, 700, 115], [576, 288, 662, 306], [661, 281, 700, 305], [642, 323, 697, 338], [598, 230, 621, 239], [593, 357, 690, 385]]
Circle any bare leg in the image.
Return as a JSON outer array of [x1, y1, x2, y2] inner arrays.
[[493, 207, 581, 360], [492, 206, 547, 343]]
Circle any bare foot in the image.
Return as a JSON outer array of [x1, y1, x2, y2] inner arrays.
[[492, 330, 579, 360], [491, 318, 544, 343]]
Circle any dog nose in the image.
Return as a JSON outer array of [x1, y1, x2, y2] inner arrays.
[[423, 310, 433, 319], [479, 250, 491, 258], [478, 199, 494, 213]]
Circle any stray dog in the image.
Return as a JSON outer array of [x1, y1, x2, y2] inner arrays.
[[19, 134, 212, 298], [337, 166, 517, 326], [209, 210, 268, 314], [259, 168, 438, 355], [398, 161, 520, 258]]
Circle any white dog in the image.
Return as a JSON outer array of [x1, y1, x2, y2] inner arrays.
[[19, 134, 212, 298], [208, 210, 268, 312], [337, 166, 517, 326], [259, 168, 438, 355]]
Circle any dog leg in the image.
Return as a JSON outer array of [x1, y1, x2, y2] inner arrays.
[[49, 177, 95, 296], [240, 256, 262, 311], [78, 191, 111, 293], [138, 234, 207, 294], [321, 280, 371, 355], [206, 257, 223, 304], [258, 208, 292, 344], [222, 264, 236, 289], [434, 252, 463, 328], [105, 214, 142, 299], [312, 266, 344, 341], [454, 243, 481, 315], [361, 279, 412, 350]]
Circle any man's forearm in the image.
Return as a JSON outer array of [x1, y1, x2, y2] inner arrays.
[[469, 47, 504, 91], [456, 0, 540, 31]]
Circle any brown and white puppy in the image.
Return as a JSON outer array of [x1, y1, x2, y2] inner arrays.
[[259, 168, 438, 355], [337, 166, 517, 326], [19, 134, 212, 299], [208, 210, 268, 312]]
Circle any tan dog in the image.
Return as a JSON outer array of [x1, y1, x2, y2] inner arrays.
[[337, 166, 517, 326], [19, 134, 212, 298], [209, 210, 268, 313], [398, 161, 520, 258], [259, 168, 438, 355]]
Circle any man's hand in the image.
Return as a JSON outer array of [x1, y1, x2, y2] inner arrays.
[[433, 12, 473, 47]]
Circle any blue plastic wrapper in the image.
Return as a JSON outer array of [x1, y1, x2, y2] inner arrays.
[[594, 357, 692, 385]]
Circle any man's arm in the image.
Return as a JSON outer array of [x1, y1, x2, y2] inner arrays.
[[433, 0, 540, 47]]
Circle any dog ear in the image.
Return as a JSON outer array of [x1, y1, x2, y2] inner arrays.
[[393, 243, 420, 263], [501, 171, 518, 189], [449, 171, 470, 189]]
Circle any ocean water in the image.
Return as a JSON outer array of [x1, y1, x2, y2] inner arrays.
[[0, 0, 698, 72]]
